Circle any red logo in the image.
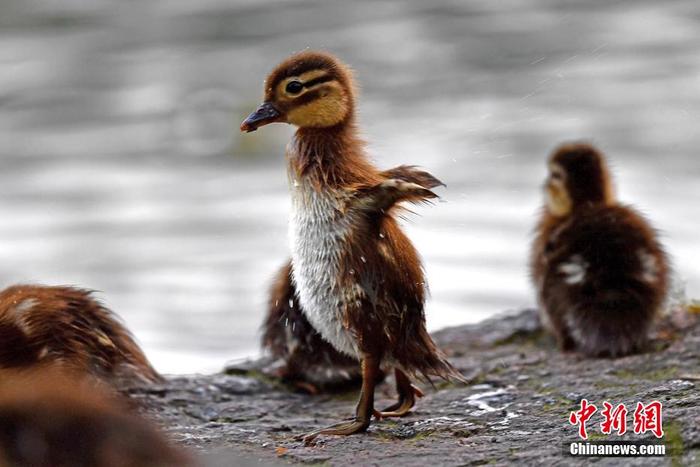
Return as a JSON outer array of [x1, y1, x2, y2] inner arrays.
[[569, 399, 597, 440], [600, 402, 628, 435], [569, 400, 663, 439], [633, 401, 664, 438]]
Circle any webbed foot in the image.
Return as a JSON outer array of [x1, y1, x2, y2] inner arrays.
[[298, 418, 371, 445], [376, 368, 423, 418]]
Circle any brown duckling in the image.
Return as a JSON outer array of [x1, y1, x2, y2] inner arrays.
[[241, 51, 463, 443], [531, 143, 669, 357], [0, 285, 161, 385], [0, 369, 189, 467], [262, 260, 363, 393]]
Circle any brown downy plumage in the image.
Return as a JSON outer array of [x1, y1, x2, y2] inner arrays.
[[0, 285, 161, 385], [0, 369, 189, 467], [531, 143, 669, 357], [242, 50, 463, 443], [262, 260, 363, 393]]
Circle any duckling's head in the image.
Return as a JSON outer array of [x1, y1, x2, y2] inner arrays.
[[241, 51, 356, 132], [544, 142, 615, 217]]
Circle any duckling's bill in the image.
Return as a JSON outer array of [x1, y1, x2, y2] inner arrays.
[[240, 101, 282, 132]]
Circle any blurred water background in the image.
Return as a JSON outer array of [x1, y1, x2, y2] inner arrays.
[[0, 0, 698, 374]]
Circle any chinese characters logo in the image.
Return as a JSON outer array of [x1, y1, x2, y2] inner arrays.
[[569, 399, 663, 439]]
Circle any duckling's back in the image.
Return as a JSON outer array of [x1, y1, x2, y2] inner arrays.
[[0, 285, 161, 384], [538, 204, 669, 356]]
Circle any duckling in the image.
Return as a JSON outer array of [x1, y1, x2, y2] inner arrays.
[[241, 51, 463, 443], [262, 260, 363, 393], [0, 369, 189, 467], [0, 285, 161, 385], [531, 142, 669, 357]]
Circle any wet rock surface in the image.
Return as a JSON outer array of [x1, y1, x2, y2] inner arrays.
[[130, 308, 699, 466]]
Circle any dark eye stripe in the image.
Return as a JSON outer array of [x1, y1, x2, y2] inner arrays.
[[303, 75, 334, 89], [293, 88, 324, 106]]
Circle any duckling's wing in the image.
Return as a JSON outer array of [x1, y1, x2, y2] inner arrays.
[[380, 165, 445, 189], [354, 179, 438, 214]]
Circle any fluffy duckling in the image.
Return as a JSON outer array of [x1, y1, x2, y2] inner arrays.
[[531, 143, 669, 357], [242, 51, 463, 443], [0, 285, 161, 385], [0, 369, 189, 467], [262, 260, 363, 393]]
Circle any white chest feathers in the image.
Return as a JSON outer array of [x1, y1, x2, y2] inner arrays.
[[288, 179, 361, 357]]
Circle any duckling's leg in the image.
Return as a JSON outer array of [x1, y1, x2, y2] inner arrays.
[[300, 355, 379, 445], [375, 368, 423, 418]]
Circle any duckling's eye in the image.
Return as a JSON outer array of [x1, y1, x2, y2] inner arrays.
[[286, 81, 304, 95], [550, 168, 565, 181]]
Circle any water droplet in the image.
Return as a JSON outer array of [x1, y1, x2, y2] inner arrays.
[[360, 256, 366, 263], [288, 299, 294, 308]]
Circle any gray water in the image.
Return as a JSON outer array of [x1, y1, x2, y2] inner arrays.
[[0, 0, 698, 374]]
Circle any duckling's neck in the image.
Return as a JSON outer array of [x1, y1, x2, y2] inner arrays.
[[289, 118, 382, 190], [541, 197, 617, 233]]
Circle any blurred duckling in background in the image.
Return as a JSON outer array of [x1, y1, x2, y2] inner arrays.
[[0, 369, 189, 467], [241, 50, 462, 443], [262, 260, 364, 393], [0, 285, 161, 386], [531, 143, 669, 357]]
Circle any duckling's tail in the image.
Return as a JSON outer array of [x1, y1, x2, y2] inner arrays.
[[395, 319, 468, 386], [413, 326, 469, 386]]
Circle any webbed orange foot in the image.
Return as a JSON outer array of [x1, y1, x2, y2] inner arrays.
[[376, 368, 424, 418], [297, 354, 380, 445], [294, 381, 320, 395], [297, 418, 371, 445]]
